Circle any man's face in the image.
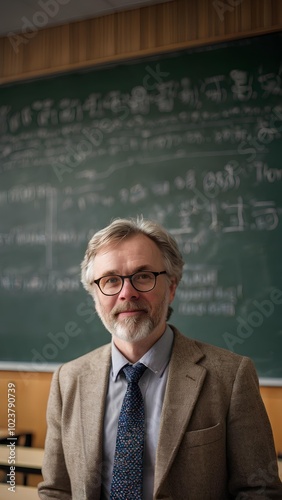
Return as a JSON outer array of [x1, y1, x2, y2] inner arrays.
[[91, 234, 176, 344]]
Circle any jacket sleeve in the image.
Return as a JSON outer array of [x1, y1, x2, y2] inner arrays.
[[38, 366, 72, 500], [227, 356, 282, 498]]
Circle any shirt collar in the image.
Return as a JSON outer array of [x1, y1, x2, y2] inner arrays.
[[111, 325, 174, 381]]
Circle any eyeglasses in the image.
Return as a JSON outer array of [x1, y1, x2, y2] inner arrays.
[[93, 270, 167, 296]]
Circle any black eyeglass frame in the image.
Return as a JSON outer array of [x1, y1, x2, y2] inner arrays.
[[92, 270, 167, 296]]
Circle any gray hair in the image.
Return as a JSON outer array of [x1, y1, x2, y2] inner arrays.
[[81, 216, 184, 293]]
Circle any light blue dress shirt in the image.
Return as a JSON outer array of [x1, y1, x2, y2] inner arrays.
[[101, 325, 174, 500]]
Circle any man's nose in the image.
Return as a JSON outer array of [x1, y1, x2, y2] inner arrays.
[[119, 278, 139, 300]]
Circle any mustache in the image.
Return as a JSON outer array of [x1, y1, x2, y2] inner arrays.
[[112, 301, 149, 315]]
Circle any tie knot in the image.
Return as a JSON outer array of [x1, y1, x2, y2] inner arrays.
[[123, 363, 147, 384]]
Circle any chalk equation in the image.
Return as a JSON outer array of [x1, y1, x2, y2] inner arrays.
[[1, 66, 282, 134], [0, 44, 281, 326]]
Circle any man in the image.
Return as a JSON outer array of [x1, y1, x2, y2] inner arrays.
[[38, 217, 282, 499]]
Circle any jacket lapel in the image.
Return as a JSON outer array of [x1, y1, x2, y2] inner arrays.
[[77, 344, 111, 496], [154, 329, 206, 497]]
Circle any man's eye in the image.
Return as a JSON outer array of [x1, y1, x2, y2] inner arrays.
[[101, 276, 120, 288], [105, 276, 119, 285], [135, 272, 153, 281]]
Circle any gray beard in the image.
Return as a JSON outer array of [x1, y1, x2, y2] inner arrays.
[[96, 309, 156, 343], [111, 314, 155, 343]]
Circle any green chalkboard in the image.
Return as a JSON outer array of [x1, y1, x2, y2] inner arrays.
[[1, 32, 282, 382]]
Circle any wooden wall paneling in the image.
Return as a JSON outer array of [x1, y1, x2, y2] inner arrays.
[[275, 0, 282, 24], [44, 24, 51, 67], [129, 8, 142, 53], [163, 0, 179, 45], [1, 372, 281, 453], [84, 20, 91, 62], [89, 17, 101, 61], [1, 0, 282, 83], [235, 0, 251, 32], [0, 36, 3, 76], [39, 30, 49, 70], [23, 33, 34, 74], [260, 387, 282, 455], [258, 0, 271, 27], [0, 370, 52, 486], [179, 0, 198, 42], [69, 21, 83, 64], [2, 37, 9, 77], [80, 20, 91, 63], [155, 1, 170, 46], [27, 29, 46, 71], [2, 35, 23, 78], [197, 0, 210, 39], [89, 15, 116, 61], [69, 22, 83, 64], [221, 0, 238, 36], [140, 5, 157, 49], [116, 10, 125, 54], [50, 24, 69, 68], [262, 0, 274, 26], [102, 14, 117, 58], [209, 0, 225, 39], [251, 0, 263, 29], [0, 371, 52, 448], [230, 0, 242, 35], [60, 24, 71, 68], [116, 9, 141, 55], [2, 37, 11, 77]]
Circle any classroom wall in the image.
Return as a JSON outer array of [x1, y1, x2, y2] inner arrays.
[[0, 371, 282, 453], [0, 0, 282, 453]]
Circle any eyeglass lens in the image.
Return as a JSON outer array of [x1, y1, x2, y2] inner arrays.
[[100, 271, 156, 294]]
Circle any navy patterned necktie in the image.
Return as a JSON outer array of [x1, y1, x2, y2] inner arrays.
[[110, 362, 147, 500]]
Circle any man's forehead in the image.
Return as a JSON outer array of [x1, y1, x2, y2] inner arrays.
[[97, 234, 152, 251], [94, 234, 162, 263]]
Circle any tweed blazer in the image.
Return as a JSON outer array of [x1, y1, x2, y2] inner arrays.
[[38, 327, 282, 499]]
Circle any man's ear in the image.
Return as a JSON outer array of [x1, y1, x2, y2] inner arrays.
[[169, 278, 177, 302]]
